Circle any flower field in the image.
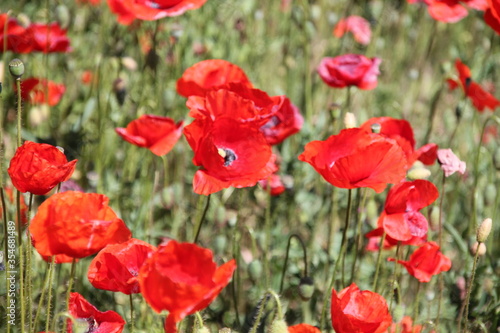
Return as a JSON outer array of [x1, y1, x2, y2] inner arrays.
[[0, 0, 499, 332]]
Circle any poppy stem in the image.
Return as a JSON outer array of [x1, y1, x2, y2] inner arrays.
[[193, 194, 211, 244], [161, 155, 169, 189], [372, 231, 386, 293], [279, 234, 308, 294], [263, 177, 272, 288], [249, 289, 283, 333], [25, 193, 34, 332], [458, 242, 482, 333], [350, 188, 367, 284], [412, 282, 422, 328], [44, 256, 55, 332], [320, 188, 352, 330], [62, 258, 77, 333], [436, 171, 446, 329], [129, 294, 135, 333]]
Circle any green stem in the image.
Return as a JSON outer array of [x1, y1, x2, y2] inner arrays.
[[436, 172, 446, 329], [44, 256, 55, 333], [459, 243, 482, 332], [372, 232, 386, 293], [25, 193, 33, 332], [279, 234, 308, 293], [263, 177, 272, 288], [320, 188, 352, 330], [412, 282, 422, 328], [350, 188, 367, 284], [193, 194, 211, 244], [62, 259, 77, 333], [129, 294, 135, 333]]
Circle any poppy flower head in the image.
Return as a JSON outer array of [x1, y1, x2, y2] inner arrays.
[[68, 292, 126, 333], [258, 173, 286, 196], [298, 128, 407, 193], [18, 78, 66, 106], [108, 0, 208, 25], [260, 95, 303, 145], [8, 141, 77, 195], [389, 316, 429, 333], [177, 59, 253, 97], [388, 241, 451, 282], [184, 117, 277, 195], [116, 115, 184, 156], [331, 283, 392, 333], [437, 148, 466, 177], [288, 324, 321, 333], [28, 23, 71, 53], [29, 191, 131, 259], [0, 14, 33, 53], [88, 238, 157, 294], [138, 240, 236, 333], [317, 54, 381, 90], [333, 16, 372, 45], [485, 0, 500, 35]]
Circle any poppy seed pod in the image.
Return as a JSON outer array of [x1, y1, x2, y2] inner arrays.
[[298, 276, 314, 301], [248, 260, 263, 283], [9, 58, 24, 78], [477, 218, 492, 243]]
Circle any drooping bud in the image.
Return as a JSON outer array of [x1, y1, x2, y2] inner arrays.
[[268, 319, 288, 333], [298, 276, 314, 301], [9, 58, 25, 79], [477, 218, 492, 243]]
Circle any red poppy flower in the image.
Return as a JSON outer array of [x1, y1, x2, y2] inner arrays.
[[81, 70, 94, 85], [447, 59, 500, 112], [88, 238, 156, 295], [29, 191, 131, 259], [333, 16, 372, 45], [18, 78, 66, 106], [177, 59, 253, 98], [288, 324, 321, 333], [388, 241, 451, 283], [67, 292, 126, 333], [389, 316, 431, 333], [260, 96, 303, 145], [298, 128, 407, 193], [0, 14, 33, 53], [258, 173, 286, 196], [485, 0, 500, 34], [184, 116, 277, 195], [367, 180, 438, 242], [28, 23, 71, 53], [330, 283, 392, 333], [413, 0, 488, 23], [107, 0, 208, 25], [317, 54, 381, 90], [8, 141, 77, 195], [116, 115, 184, 156], [138, 240, 236, 333], [360, 117, 438, 167]]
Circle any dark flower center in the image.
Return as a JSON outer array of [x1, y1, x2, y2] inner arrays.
[[217, 148, 237, 167]]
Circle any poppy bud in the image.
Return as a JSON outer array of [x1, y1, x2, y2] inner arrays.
[[17, 13, 30, 28], [494, 147, 500, 170], [344, 112, 356, 129], [407, 166, 431, 180], [9, 58, 24, 78], [213, 235, 227, 255], [430, 206, 440, 228], [484, 184, 496, 206], [219, 329, 232, 333], [455, 106, 462, 121], [477, 218, 492, 243], [56, 5, 71, 29], [113, 78, 127, 106], [298, 276, 314, 301], [194, 325, 210, 333], [470, 241, 486, 256], [248, 260, 263, 282], [370, 123, 381, 134], [268, 319, 288, 333]]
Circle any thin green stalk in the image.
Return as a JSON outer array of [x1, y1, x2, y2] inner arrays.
[[372, 231, 386, 293], [436, 172, 446, 329], [263, 177, 272, 288], [412, 282, 422, 328], [249, 289, 283, 333], [44, 257, 55, 333], [129, 294, 135, 333], [25, 193, 33, 332], [231, 229, 241, 329], [161, 155, 169, 188], [61, 259, 77, 333], [459, 242, 482, 332], [193, 194, 211, 244], [350, 188, 368, 284], [320, 189, 352, 330], [194, 312, 204, 329], [279, 234, 308, 293]]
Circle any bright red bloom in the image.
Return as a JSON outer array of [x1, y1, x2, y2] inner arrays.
[[138, 240, 236, 333], [28, 23, 71, 53], [389, 316, 430, 333], [333, 16, 372, 45], [68, 292, 125, 333], [288, 324, 321, 333], [258, 173, 286, 196], [447, 59, 500, 112], [0, 14, 33, 53], [485, 0, 500, 34], [367, 180, 438, 242], [88, 238, 156, 295], [29, 191, 131, 259], [8, 141, 77, 195], [116, 115, 183, 156], [298, 128, 407, 193], [388, 241, 451, 282], [81, 70, 94, 85], [184, 116, 277, 195], [412, 0, 488, 23], [330, 283, 392, 333], [317, 54, 381, 90], [107, 0, 208, 25], [18, 78, 66, 106], [260, 96, 303, 145], [177, 59, 253, 98], [360, 117, 438, 167]]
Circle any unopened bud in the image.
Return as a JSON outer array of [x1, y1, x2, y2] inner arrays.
[[477, 218, 492, 243], [248, 260, 263, 282], [9, 58, 24, 78], [268, 319, 288, 333], [219, 329, 232, 333], [194, 326, 210, 333], [344, 112, 356, 129], [113, 78, 127, 106], [407, 167, 431, 180], [298, 276, 314, 301], [470, 241, 486, 256], [371, 123, 381, 134], [484, 184, 497, 206], [494, 147, 500, 170], [56, 5, 71, 29]]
